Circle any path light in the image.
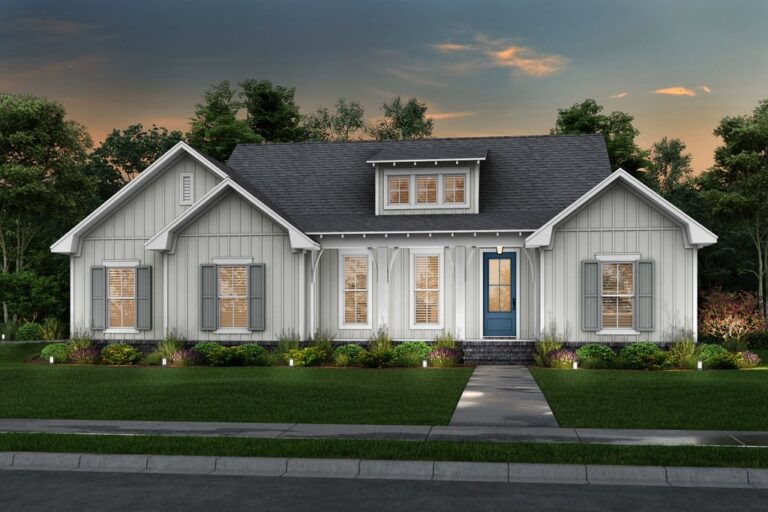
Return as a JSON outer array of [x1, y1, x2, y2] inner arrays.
[[697, 361, 703, 370], [289, 358, 295, 367], [49, 356, 54, 364], [572, 361, 578, 370], [422, 359, 428, 368], [1, 334, 5, 341], [162, 358, 167, 367]]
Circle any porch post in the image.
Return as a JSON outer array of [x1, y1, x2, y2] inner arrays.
[[299, 251, 306, 339], [377, 247, 389, 329], [455, 246, 466, 340]]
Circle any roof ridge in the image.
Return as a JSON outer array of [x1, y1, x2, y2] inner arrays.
[[233, 133, 604, 147]]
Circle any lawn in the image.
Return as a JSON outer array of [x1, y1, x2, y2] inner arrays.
[[0, 344, 471, 425], [2, 433, 768, 468], [532, 368, 768, 431]]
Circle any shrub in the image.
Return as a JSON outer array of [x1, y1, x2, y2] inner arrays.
[[41, 318, 63, 341], [699, 289, 762, 351], [706, 352, 740, 370], [360, 348, 396, 368], [533, 328, 564, 367], [736, 351, 761, 369], [619, 342, 667, 370], [433, 332, 458, 350], [156, 331, 185, 359], [575, 344, 615, 369], [206, 346, 243, 367], [333, 344, 367, 367], [142, 351, 164, 366], [262, 351, 283, 367], [667, 334, 698, 369], [275, 331, 301, 358], [191, 342, 222, 363], [284, 346, 326, 367], [698, 343, 729, 364], [308, 330, 334, 362], [547, 348, 577, 369], [746, 330, 768, 349], [367, 328, 393, 352], [70, 347, 101, 365], [236, 344, 268, 366], [16, 322, 43, 341], [101, 343, 141, 365], [171, 349, 202, 367], [428, 347, 460, 368], [393, 341, 431, 367], [40, 343, 69, 363], [68, 329, 93, 352]]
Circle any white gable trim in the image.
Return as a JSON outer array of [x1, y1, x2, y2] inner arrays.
[[145, 179, 318, 252], [51, 141, 230, 255], [525, 169, 718, 249]]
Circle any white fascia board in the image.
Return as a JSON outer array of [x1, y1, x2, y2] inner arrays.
[[307, 229, 536, 236], [525, 169, 718, 249], [366, 157, 486, 164], [51, 141, 230, 255]]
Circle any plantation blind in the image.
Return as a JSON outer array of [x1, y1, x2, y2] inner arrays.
[[601, 263, 634, 329], [414, 254, 440, 325], [416, 175, 438, 204], [107, 267, 136, 328], [218, 265, 248, 329], [343, 255, 368, 325]]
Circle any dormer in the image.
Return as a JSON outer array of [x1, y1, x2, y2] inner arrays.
[[368, 145, 486, 216]]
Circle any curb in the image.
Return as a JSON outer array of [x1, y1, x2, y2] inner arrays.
[[1, 452, 766, 489]]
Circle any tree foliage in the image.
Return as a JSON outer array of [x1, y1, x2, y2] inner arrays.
[[643, 137, 694, 196], [187, 81, 262, 161], [239, 79, 306, 142], [699, 289, 763, 343], [303, 98, 366, 141], [368, 96, 433, 140], [551, 99, 648, 173]]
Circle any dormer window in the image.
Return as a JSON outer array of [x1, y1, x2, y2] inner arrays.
[[388, 176, 410, 205], [416, 176, 438, 204], [444, 175, 465, 204], [384, 169, 469, 209]]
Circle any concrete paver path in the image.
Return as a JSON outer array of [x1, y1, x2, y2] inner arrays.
[[449, 366, 559, 427]]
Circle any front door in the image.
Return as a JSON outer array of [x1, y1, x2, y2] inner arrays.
[[483, 252, 517, 337]]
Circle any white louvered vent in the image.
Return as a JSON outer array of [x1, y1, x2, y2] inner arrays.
[[180, 174, 193, 205]]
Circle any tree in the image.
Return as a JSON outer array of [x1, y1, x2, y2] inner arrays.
[[187, 81, 262, 161], [0, 93, 94, 322], [368, 96, 433, 140], [700, 99, 768, 318], [643, 137, 694, 196], [303, 98, 366, 141], [699, 289, 763, 350], [551, 99, 648, 173], [239, 79, 306, 142]]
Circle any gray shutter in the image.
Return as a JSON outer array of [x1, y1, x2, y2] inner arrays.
[[91, 267, 106, 330], [201, 264, 217, 331], [636, 260, 654, 331], [249, 264, 266, 331], [582, 261, 600, 331], [136, 266, 152, 330]]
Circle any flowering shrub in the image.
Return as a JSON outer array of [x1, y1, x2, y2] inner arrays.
[[533, 328, 564, 367], [699, 290, 763, 351], [171, 349, 202, 367], [70, 347, 101, 365], [546, 348, 577, 369], [428, 347, 461, 368], [736, 351, 761, 369]]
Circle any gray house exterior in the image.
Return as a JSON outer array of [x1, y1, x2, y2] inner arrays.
[[52, 136, 716, 350]]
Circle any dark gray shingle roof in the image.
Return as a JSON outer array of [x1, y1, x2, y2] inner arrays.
[[223, 135, 611, 233]]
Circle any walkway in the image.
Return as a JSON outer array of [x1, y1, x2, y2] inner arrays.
[[1, 419, 767, 447], [449, 365, 558, 427]]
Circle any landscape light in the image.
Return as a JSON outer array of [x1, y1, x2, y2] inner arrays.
[[1, 334, 5, 341], [162, 358, 167, 367], [572, 361, 578, 370], [422, 359, 428, 368], [289, 358, 295, 367], [697, 361, 703, 370], [49, 356, 54, 364]]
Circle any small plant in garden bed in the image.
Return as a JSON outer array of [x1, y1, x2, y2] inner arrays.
[[70, 347, 101, 365], [574, 344, 615, 369], [275, 330, 300, 358], [666, 332, 697, 369], [308, 330, 334, 363], [618, 342, 668, 370], [101, 344, 141, 365], [284, 346, 326, 367], [171, 349, 202, 367], [546, 348, 577, 369], [16, 322, 43, 341], [333, 344, 367, 367], [428, 347, 461, 368], [40, 343, 69, 363], [533, 327, 564, 367], [236, 344, 269, 366], [698, 343, 728, 365], [736, 351, 761, 369], [41, 318, 63, 341], [393, 341, 431, 367]]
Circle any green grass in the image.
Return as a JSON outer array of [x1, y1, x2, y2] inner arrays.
[[1, 433, 767, 468], [0, 344, 471, 425], [532, 368, 768, 431]]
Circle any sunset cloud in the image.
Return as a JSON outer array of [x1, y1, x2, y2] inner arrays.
[[653, 86, 697, 97], [432, 43, 471, 52], [487, 46, 567, 77], [610, 92, 628, 99], [699, 85, 712, 93], [428, 111, 477, 120]]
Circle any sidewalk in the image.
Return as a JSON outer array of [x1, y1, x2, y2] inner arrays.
[[2, 418, 768, 447]]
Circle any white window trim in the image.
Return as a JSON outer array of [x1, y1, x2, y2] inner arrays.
[[383, 168, 470, 210], [599, 260, 638, 334], [213, 257, 253, 265], [479, 248, 521, 339], [104, 328, 140, 334], [103, 260, 140, 268], [213, 328, 251, 335], [180, 173, 194, 205], [338, 249, 373, 329], [410, 248, 445, 329]]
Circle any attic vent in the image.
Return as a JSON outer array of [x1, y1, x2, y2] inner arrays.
[[180, 174, 194, 205]]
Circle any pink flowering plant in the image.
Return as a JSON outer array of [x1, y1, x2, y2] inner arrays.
[[699, 290, 763, 351]]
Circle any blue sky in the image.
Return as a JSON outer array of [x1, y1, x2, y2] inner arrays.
[[2, 0, 767, 169]]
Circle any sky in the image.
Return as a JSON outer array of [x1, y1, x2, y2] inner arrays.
[[1, 0, 767, 171]]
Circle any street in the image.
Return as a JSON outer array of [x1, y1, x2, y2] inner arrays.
[[1, 470, 765, 512]]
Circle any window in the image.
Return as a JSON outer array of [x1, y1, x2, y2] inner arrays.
[[443, 175, 465, 204], [416, 175, 438, 204], [601, 263, 634, 329], [108, 268, 136, 328], [341, 253, 369, 326], [387, 176, 410, 205], [180, 173, 194, 205], [487, 258, 512, 312], [218, 265, 248, 329], [412, 252, 442, 326]]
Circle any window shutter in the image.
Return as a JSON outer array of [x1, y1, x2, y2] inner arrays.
[[136, 266, 152, 330], [582, 261, 599, 331], [201, 264, 217, 331], [636, 260, 654, 331], [248, 264, 266, 331], [91, 267, 106, 330]]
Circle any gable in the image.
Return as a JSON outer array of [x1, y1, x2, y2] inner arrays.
[[177, 190, 287, 238]]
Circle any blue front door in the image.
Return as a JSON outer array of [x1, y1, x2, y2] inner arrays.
[[483, 252, 517, 337]]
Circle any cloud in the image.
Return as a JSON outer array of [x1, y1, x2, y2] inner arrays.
[[486, 46, 568, 77], [385, 67, 444, 87], [610, 92, 628, 99], [432, 43, 471, 52], [653, 86, 697, 97], [699, 85, 712, 94], [428, 111, 476, 120]]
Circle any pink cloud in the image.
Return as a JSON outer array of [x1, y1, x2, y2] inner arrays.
[[653, 86, 697, 97]]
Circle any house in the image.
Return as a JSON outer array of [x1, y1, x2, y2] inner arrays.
[[51, 135, 716, 359]]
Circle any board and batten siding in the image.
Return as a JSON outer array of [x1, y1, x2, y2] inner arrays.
[[167, 191, 301, 342], [541, 182, 696, 343], [72, 155, 223, 340]]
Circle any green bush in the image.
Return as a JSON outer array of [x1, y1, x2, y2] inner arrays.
[[156, 331, 185, 359], [40, 343, 69, 363], [575, 344, 615, 369], [68, 329, 93, 352], [142, 351, 164, 366], [367, 328, 393, 352], [308, 331, 334, 362], [191, 342, 222, 363], [433, 332, 458, 350], [667, 338, 698, 369], [393, 341, 431, 367], [41, 318, 63, 341], [275, 331, 301, 358], [284, 346, 326, 367], [706, 352, 739, 370], [101, 343, 141, 365], [618, 342, 667, 370], [333, 344, 367, 367], [206, 346, 243, 367], [16, 322, 43, 341], [236, 344, 268, 366], [533, 328, 564, 367], [698, 343, 728, 364], [360, 348, 396, 368]]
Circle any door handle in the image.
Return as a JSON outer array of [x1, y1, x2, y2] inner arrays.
[[512, 298, 516, 311]]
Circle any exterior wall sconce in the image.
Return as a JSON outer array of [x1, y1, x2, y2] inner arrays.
[[496, 245, 503, 255]]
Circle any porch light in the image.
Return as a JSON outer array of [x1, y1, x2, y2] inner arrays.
[[49, 356, 54, 364], [697, 361, 703, 370], [572, 361, 578, 370], [289, 358, 295, 367], [162, 358, 167, 367], [496, 245, 503, 255], [422, 359, 428, 368]]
